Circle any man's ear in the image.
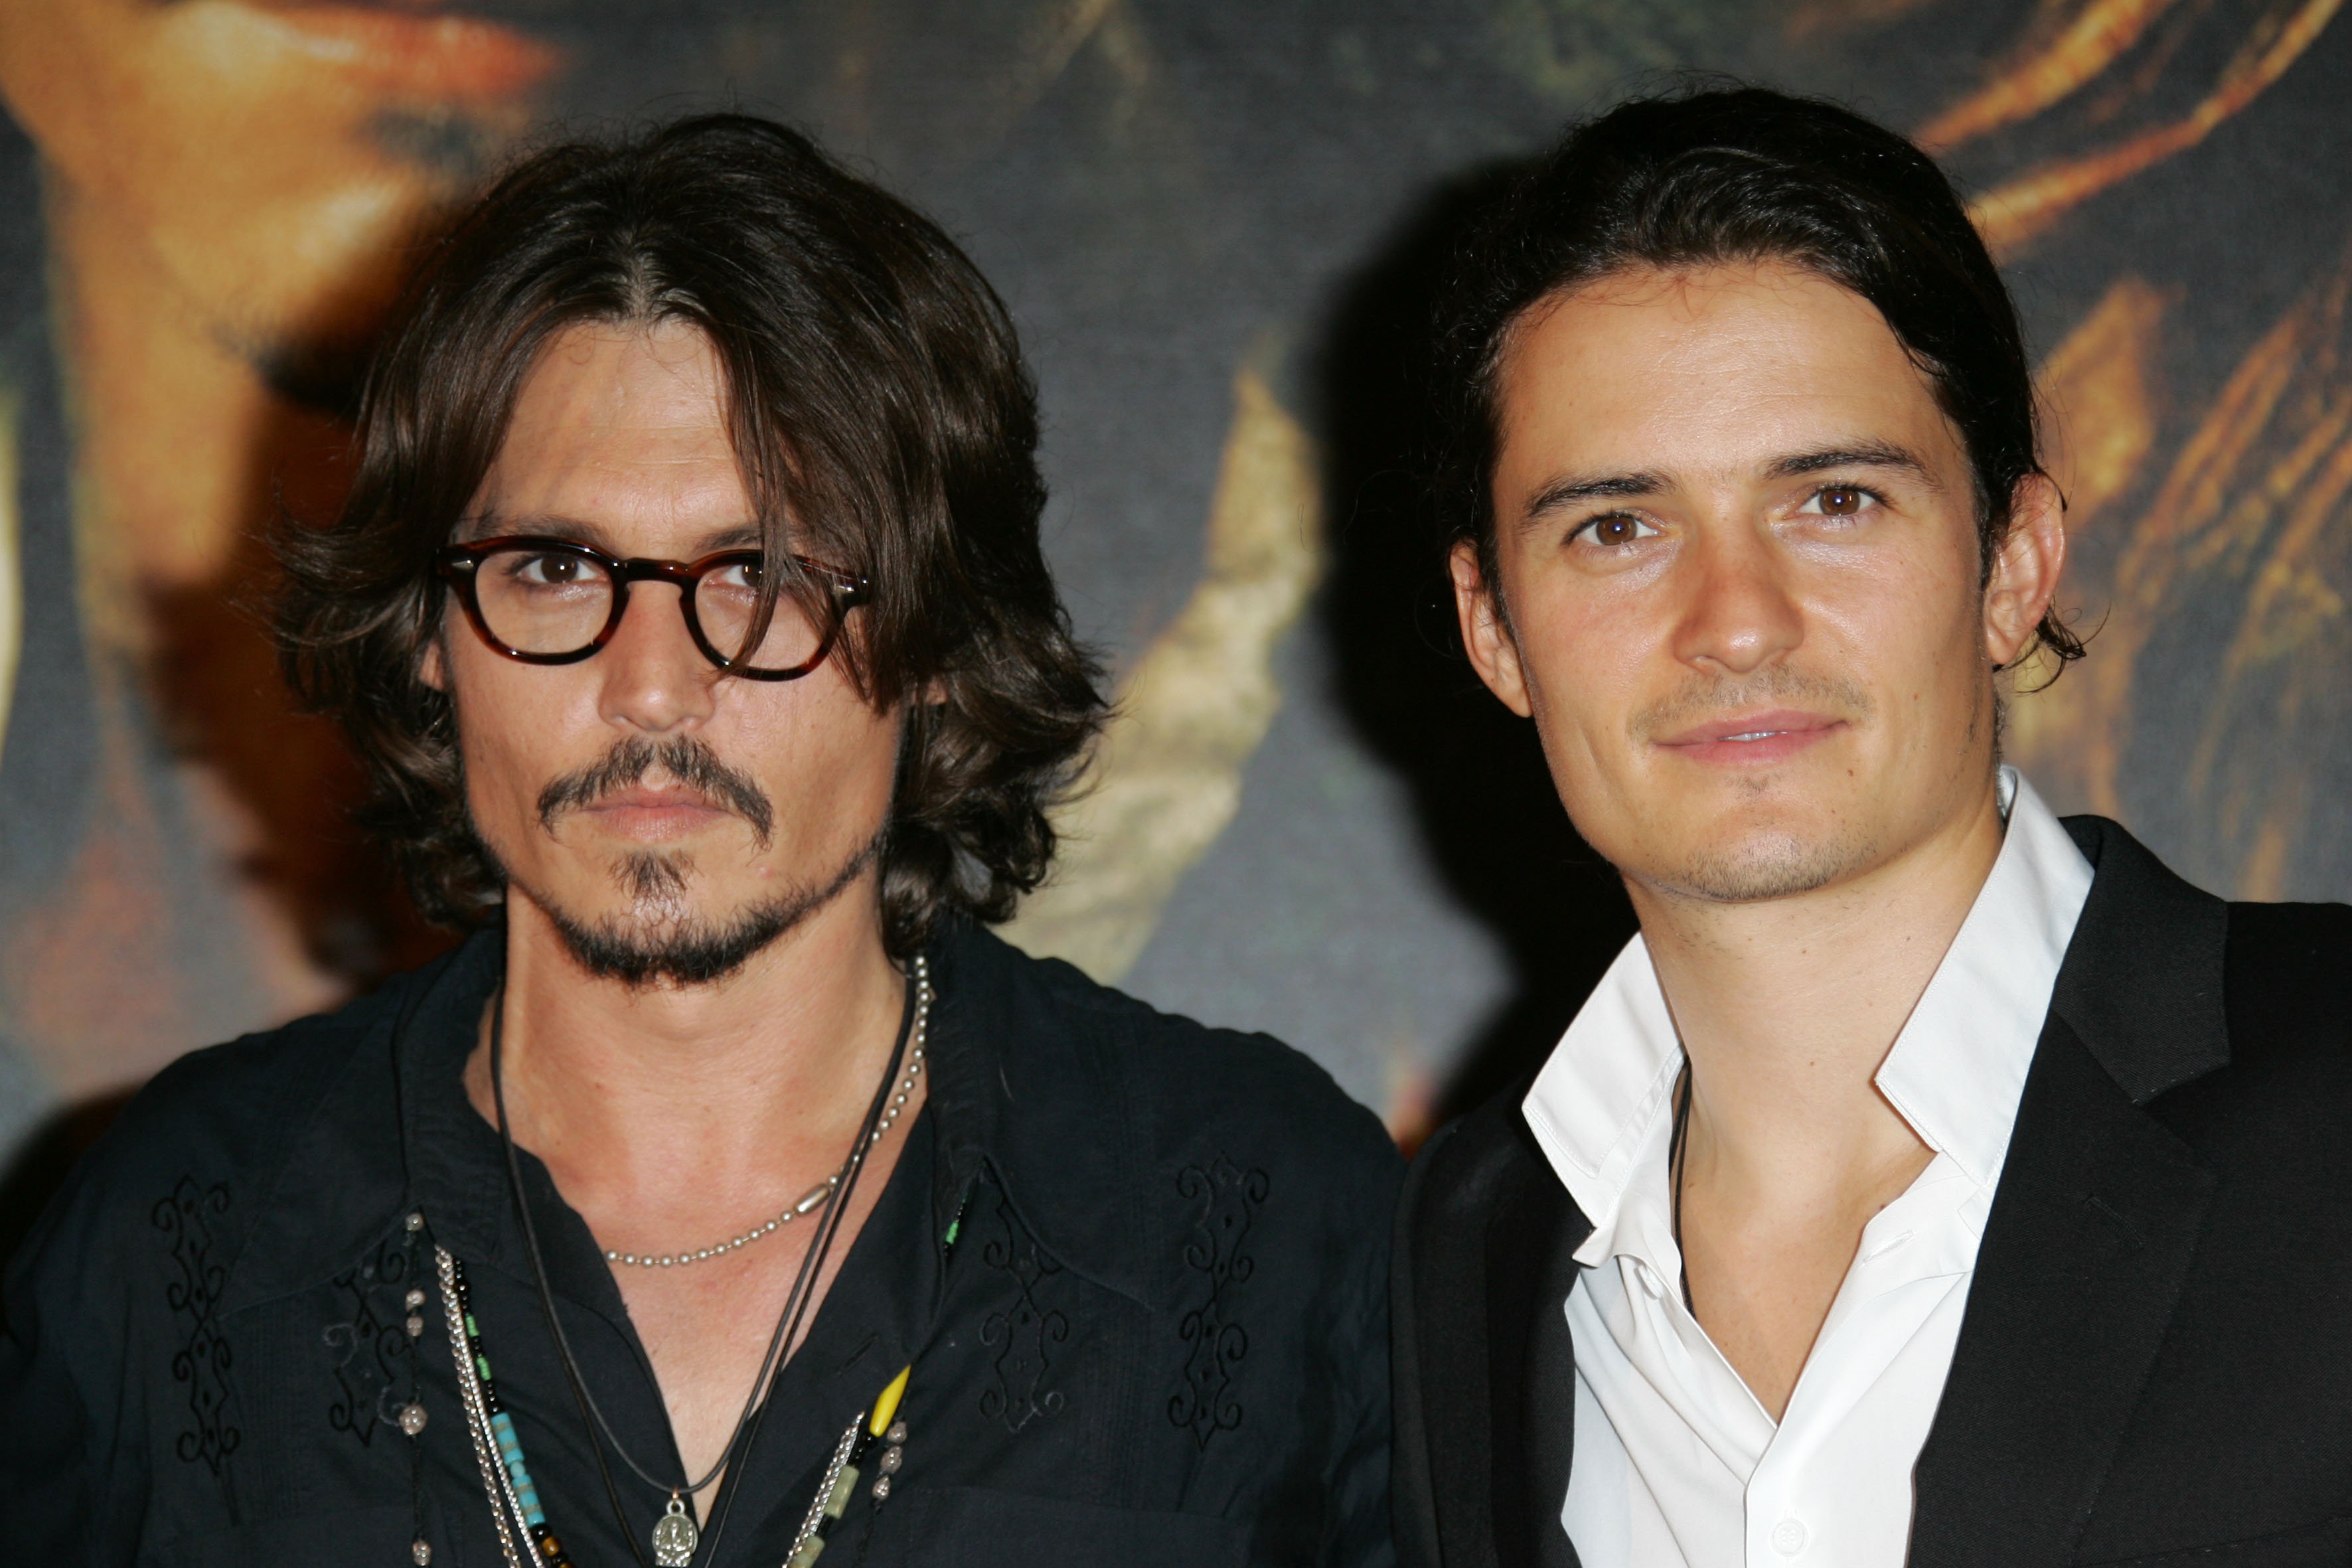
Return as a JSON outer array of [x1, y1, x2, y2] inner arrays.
[[1450, 540, 1533, 718], [1984, 473, 2067, 669], [418, 633, 449, 694]]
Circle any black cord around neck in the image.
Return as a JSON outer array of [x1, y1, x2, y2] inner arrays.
[[491, 965, 915, 1563], [696, 978, 913, 1568], [1668, 1061, 1696, 1318]]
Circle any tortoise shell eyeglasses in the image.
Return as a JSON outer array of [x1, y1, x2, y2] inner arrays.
[[434, 536, 871, 680]]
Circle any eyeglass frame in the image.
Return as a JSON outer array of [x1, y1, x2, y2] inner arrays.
[[433, 534, 872, 680]]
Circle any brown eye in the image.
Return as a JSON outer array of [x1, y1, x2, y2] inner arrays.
[[1590, 514, 1642, 546], [1818, 485, 1866, 515]]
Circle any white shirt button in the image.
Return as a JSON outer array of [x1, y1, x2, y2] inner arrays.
[[1638, 1263, 1668, 1300], [1770, 1518, 1808, 1555]]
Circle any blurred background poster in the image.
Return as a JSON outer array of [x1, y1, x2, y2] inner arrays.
[[1, 0, 2347, 1202]]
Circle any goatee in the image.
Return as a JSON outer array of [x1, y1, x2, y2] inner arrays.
[[483, 732, 880, 986], [534, 833, 881, 988]]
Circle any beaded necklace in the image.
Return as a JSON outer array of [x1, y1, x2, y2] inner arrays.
[[435, 1247, 913, 1568], [439, 1247, 576, 1568], [441, 957, 927, 1567]]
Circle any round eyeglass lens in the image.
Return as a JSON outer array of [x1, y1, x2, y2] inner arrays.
[[473, 545, 616, 657], [693, 558, 828, 672]]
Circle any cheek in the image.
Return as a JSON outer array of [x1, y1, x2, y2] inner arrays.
[[1504, 553, 1667, 758], [1807, 542, 1984, 728], [730, 678, 902, 824], [445, 653, 592, 815]]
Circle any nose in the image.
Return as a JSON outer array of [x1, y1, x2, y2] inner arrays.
[[1669, 519, 1804, 676], [595, 582, 718, 734]]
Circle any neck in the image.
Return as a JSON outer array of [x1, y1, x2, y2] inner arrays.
[[1631, 779, 2006, 1198], [472, 877, 911, 1223]]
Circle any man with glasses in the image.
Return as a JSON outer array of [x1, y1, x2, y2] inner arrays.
[[0, 116, 1398, 1568]]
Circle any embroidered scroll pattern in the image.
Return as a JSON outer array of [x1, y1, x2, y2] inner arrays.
[[323, 1227, 420, 1445], [1169, 1154, 1266, 1449], [154, 1176, 241, 1474], [977, 1186, 1068, 1433]]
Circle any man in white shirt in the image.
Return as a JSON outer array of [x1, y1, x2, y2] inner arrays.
[[1393, 86, 2352, 1568]]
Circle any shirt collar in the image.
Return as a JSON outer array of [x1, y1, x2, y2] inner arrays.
[[1875, 769, 2091, 1190], [390, 917, 1165, 1310], [397, 927, 512, 1263], [216, 931, 497, 1316], [204, 915, 988, 1328], [221, 911, 1196, 1323], [917, 921, 1164, 1310], [1520, 933, 1682, 1261], [1522, 766, 2094, 1257]]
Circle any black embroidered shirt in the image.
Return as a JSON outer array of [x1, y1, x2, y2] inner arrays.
[[0, 922, 1399, 1567]]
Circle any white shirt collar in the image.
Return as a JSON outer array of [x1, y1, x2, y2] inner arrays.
[[1522, 767, 2094, 1261]]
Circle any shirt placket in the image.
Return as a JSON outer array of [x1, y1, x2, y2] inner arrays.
[[1741, 1160, 1982, 1567]]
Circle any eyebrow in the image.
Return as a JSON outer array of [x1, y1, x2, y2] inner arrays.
[[1519, 440, 1941, 525], [1522, 471, 1670, 522], [1762, 441, 1940, 487], [455, 512, 764, 555]]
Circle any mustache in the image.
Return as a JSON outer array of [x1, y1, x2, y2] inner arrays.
[[1630, 666, 1875, 742], [536, 736, 775, 847]]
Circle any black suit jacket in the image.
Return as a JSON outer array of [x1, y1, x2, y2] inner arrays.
[[1394, 817, 2352, 1568]]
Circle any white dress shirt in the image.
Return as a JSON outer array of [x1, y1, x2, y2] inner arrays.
[[1522, 769, 2093, 1568]]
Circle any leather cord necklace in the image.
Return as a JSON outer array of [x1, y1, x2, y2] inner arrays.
[[491, 959, 921, 1567], [1668, 1060, 1697, 1317]]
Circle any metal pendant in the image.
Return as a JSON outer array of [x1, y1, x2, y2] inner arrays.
[[651, 1494, 698, 1567]]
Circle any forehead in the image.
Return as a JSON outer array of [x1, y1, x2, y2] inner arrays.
[[1492, 262, 1958, 482], [468, 319, 749, 542]]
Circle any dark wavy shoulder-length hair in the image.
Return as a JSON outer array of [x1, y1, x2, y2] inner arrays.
[[275, 114, 1106, 957], [1433, 83, 2084, 668]]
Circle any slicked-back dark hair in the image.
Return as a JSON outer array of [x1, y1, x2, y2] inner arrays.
[[275, 114, 1105, 956], [1435, 84, 2082, 665]]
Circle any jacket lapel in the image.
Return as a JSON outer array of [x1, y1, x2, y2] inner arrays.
[[1482, 1129, 1590, 1568], [1522, 1202, 1588, 1568], [1909, 817, 2227, 1567], [1396, 1087, 1593, 1568]]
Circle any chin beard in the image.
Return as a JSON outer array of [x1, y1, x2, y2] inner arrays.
[[1647, 826, 1878, 905], [513, 832, 882, 989]]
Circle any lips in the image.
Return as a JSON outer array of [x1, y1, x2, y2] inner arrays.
[[578, 787, 735, 842], [229, 1, 564, 103], [1653, 708, 1846, 767]]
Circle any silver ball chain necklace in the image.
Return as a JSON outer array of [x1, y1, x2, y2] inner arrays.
[[603, 973, 929, 1270], [488, 955, 930, 1568]]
